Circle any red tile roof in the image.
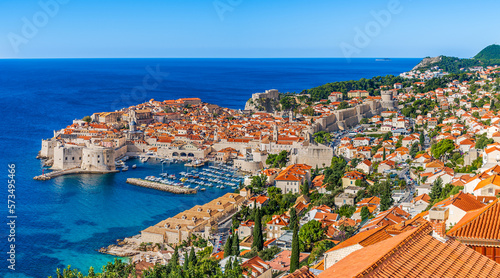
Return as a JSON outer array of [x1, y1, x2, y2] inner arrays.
[[412, 193, 431, 204], [283, 266, 317, 278], [240, 256, 271, 278], [356, 196, 380, 206], [433, 191, 485, 212], [447, 198, 500, 240], [319, 223, 500, 278], [325, 225, 391, 253], [267, 250, 309, 272]]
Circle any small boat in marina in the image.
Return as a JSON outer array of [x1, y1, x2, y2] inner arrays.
[[200, 188, 206, 191], [132, 164, 137, 169], [122, 166, 129, 172]]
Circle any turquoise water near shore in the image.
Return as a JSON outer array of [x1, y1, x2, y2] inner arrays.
[[0, 58, 420, 277]]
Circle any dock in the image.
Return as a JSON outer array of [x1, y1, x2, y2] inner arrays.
[[126, 178, 197, 194], [33, 167, 119, 181]]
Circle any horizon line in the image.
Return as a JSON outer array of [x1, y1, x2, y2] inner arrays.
[[0, 56, 431, 60]]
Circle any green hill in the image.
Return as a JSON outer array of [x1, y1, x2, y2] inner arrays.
[[413, 45, 500, 73], [474, 44, 500, 60]]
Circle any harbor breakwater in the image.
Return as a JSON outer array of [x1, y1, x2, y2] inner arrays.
[[126, 178, 197, 194]]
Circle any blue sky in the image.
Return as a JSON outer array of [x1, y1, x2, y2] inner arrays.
[[0, 0, 499, 58]]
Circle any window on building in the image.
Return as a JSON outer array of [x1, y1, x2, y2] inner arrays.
[[72, 157, 74, 160]]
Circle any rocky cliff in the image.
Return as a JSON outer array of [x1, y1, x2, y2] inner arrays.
[[412, 56, 442, 71]]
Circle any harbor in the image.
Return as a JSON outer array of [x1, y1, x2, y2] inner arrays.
[[126, 178, 197, 194], [140, 160, 244, 192]]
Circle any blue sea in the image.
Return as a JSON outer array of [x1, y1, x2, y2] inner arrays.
[[0, 58, 419, 277]]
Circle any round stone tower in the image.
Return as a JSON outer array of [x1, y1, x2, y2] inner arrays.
[[381, 91, 397, 110]]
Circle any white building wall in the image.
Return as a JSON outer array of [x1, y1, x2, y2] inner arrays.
[[81, 147, 115, 171], [275, 180, 300, 194], [324, 244, 363, 269], [41, 139, 57, 158], [52, 145, 83, 170]]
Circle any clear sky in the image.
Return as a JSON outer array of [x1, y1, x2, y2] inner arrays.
[[1, 0, 499, 58]]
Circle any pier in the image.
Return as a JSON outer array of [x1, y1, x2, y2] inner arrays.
[[33, 167, 119, 181], [126, 178, 197, 194]]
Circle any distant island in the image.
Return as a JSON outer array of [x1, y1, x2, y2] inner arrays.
[[413, 44, 500, 72]]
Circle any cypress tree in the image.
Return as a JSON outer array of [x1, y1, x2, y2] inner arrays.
[[383, 148, 386, 160], [169, 246, 179, 268], [419, 132, 425, 146], [290, 225, 300, 273], [189, 247, 196, 267], [233, 257, 242, 275], [252, 208, 264, 251], [225, 258, 233, 272], [360, 206, 370, 221], [290, 207, 297, 230], [301, 181, 310, 197], [224, 234, 233, 257], [183, 250, 189, 271], [232, 232, 240, 256]]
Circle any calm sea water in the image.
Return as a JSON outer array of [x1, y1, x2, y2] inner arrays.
[[0, 58, 419, 277]]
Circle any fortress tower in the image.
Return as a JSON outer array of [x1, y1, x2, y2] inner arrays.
[[381, 90, 397, 111]]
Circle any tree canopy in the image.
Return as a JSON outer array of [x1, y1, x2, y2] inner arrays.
[[266, 150, 289, 168], [431, 139, 455, 161], [298, 220, 325, 252]]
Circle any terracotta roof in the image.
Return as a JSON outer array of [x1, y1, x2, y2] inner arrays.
[[385, 215, 428, 236], [426, 160, 445, 168], [134, 261, 154, 277], [267, 213, 290, 226], [474, 174, 500, 191], [268, 250, 309, 272], [212, 251, 224, 260], [447, 198, 500, 240], [240, 249, 252, 256], [363, 207, 411, 230], [325, 225, 391, 253], [283, 266, 317, 278], [412, 193, 431, 204], [319, 223, 500, 278], [343, 170, 365, 180], [357, 196, 380, 206], [240, 256, 271, 278], [433, 191, 485, 212], [311, 260, 324, 271], [249, 195, 270, 205]]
